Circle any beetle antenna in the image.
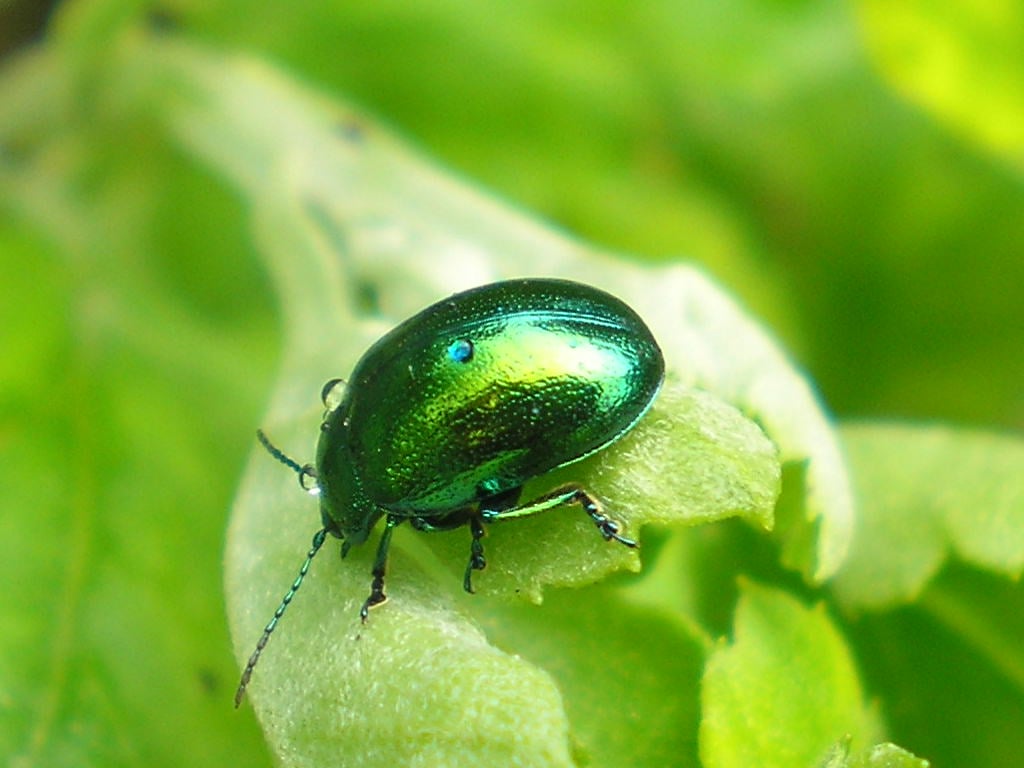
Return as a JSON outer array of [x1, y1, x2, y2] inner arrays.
[[256, 429, 317, 491], [235, 527, 328, 707], [256, 429, 306, 476]]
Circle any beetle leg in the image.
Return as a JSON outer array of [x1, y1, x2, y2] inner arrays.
[[361, 514, 401, 621], [463, 515, 487, 593], [481, 483, 637, 548], [407, 508, 493, 593], [409, 509, 471, 532]]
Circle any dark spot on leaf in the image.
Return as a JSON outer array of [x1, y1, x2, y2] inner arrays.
[[0, 138, 29, 166], [197, 666, 219, 696], [145, 7, 180, 32], [353, 278, 380, 315], [336, 118, 366, 143]]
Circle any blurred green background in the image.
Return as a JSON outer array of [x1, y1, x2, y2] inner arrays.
[[1, 0, 1022, 766]]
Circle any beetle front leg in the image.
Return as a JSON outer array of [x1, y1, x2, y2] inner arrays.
[[361, 514, 401, 621]]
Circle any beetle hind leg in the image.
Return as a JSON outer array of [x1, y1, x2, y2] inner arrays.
[[481, 483, 637, 548]]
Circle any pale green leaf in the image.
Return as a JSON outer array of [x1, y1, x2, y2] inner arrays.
[[137, 36, 850, 587], [120, 37, 797, 768]]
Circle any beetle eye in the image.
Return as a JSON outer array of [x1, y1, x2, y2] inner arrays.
[[446, 339, 474, 363], [321, 378, 347, 409]]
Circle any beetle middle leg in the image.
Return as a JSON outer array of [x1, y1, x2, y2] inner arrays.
[[411, 487, 524, 593], [463, 515, 487, 593], [410, 508, 484, 592], [481, 483, 637, 548]]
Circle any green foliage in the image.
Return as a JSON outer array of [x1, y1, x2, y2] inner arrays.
[[857, 0, 1024, 172], [2, 1, 1021, 767]]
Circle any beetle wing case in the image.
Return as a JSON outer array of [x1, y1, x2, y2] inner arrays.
[[318, 279, 664, 519]]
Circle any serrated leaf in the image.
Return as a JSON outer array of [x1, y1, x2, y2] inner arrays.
[[479, 587, 707, 767], [848, 567, 1024, 766], [833, 422, 1024, 610], [700, 582, 872, 768]]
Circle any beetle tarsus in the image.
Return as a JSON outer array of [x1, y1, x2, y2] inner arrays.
[[361, 515, 399, 621], [361, 567, 389, 621], [576, 489, 638, 548], [360, 590, 387, 622]]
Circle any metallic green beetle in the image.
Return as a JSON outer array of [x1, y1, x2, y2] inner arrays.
[[235, 278, 664, 706]]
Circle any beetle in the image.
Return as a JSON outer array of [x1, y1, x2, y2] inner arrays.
[[234, 278, 664, 706]]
